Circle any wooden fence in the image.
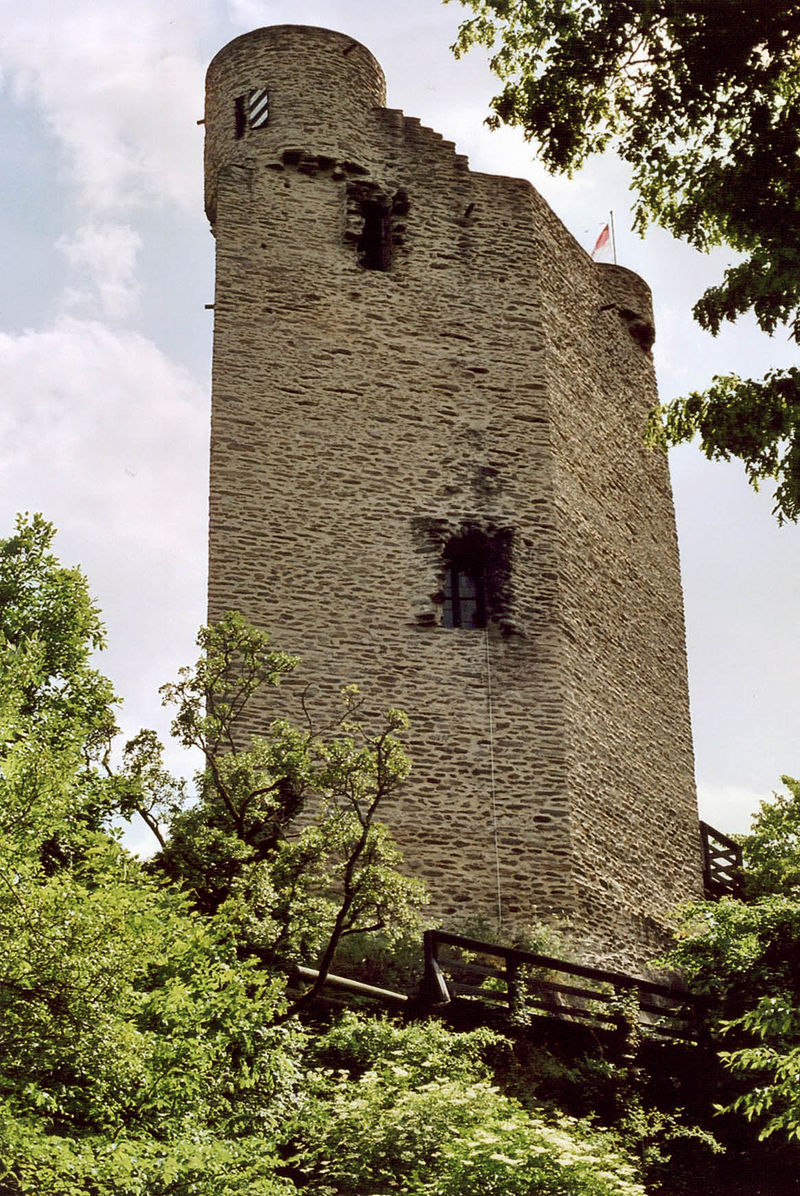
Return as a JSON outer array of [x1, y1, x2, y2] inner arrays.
[[700, 821, 744, 898], [420, 930, 703, 1042]]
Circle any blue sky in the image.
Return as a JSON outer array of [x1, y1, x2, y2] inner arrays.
[[1, 0, 798, 848]]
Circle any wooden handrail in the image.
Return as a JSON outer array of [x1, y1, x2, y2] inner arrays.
[[422, 929, 701, 1039], [700, 821, 744, 897], [425, 930, 691, 999], [287, 963, 409, 1005]]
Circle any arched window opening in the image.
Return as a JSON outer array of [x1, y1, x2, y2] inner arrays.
[[441, 533, 489, 629]]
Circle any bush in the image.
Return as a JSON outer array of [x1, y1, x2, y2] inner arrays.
[[291, 1014, 646, 1196]]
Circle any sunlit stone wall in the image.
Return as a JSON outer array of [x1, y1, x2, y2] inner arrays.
[[204, 24, 703, 971]]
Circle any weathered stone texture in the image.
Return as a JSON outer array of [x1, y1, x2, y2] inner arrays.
[[205, 24, 703, 971]]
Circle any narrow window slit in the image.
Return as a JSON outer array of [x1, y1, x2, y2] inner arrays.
[[234, 95, 246, 139], [359, 199, 392, 271], [234, 87, 269, 138]]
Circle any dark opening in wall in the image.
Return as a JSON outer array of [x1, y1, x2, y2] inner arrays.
[[442, 532, 489, 628], [412, 519, 517, 633], [234, 95, 246, 139], [345, 182, 407, 271], [234, 87, 269, 138], [359, 199, 392, 271], [438, 526, 514, 631]]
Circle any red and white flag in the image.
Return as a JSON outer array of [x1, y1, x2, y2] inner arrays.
[[591, 223, 612, 261]]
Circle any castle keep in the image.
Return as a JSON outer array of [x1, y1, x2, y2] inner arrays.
[[204, 25, 703, 968]]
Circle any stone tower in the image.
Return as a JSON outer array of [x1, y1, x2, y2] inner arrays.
[[204, 25, 703, 969]]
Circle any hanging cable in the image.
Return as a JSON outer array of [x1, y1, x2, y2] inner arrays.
[[484, 626, 503, 935]]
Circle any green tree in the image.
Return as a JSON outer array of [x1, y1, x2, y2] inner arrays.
[[289, 1013, 648, 1196], [0, 517, 303, 1194], [450, 0, 800, 520], [146, 613, 427, 1017], [665, 779, 800, 1144], [0, 515, 668, 1195], [740, 774, 800, 899], [0, 513, 118, 868]]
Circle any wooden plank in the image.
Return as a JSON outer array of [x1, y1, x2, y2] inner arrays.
[[292, 965, 408, 1004], [525, 977, 616, 1005], [444, 963, 691, 1021], [523, 998, 618, 1026], [639, 998, 693, 1022], [446, 987, 695, 1039], [700, 820, 741, 854], [438, 956, 508, 982], [446, 970, 626, 1011], [427, 930, 694, 1002], [521, 998, 694, 1039]]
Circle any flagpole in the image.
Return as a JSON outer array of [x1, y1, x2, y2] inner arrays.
[[610, 210, 617, 265]]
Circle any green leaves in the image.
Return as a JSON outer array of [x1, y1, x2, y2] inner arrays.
[[0, 840, 292, 1140], [662, 779, 800, 1146], [0, 516, 120, 873], [153, 623, 427, 1011], [0, 1117, 297, 1196], [292, 1014, 647, 1195], [0, 525, 304, 1192], [739, 776, 800, 897], [721, 997, 800, 1141], [648, 368, 800, 522], [452, 0, 800, 520], [161, 612, 298, 758], [0, 513, 116, 751]]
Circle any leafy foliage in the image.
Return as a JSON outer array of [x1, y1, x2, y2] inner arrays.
[[149, 614, 427, 1015], [667, 895, 800, 1142], [0, 518, 302, 1193], [451, 0, 800, 520], [663, 778, 800, 1144], [0, 513, 118, 867], [740, 774, 800, 898], [0, 515, 706, 1193], [292, 1014, 647, 1196], [1, 1118, 296, 1196], [649, 371, 800, 524]]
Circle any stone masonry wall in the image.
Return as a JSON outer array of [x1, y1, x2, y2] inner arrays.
[[535, 212, 703, 963], [205, 25, 703, 971]]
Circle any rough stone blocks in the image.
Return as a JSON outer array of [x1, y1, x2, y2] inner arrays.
[[204, 24, 703, 971]]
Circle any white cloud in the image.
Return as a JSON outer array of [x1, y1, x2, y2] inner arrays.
[[0, 314, 209, 777], [697, 781, 768, 837], [0, 0, 217, 795], [0, 315, 206, 554], [58, 223, 142, 320], [0, 0, 209, 213]]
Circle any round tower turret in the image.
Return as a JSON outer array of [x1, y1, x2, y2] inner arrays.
[[204, 25, 386, 226]]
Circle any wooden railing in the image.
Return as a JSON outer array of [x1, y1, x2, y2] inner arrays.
[[700, 821, 744, 898], [420, 930, 702, 1042]]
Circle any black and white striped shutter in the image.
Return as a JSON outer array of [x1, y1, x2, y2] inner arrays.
[[247, 88, 269, 128]]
